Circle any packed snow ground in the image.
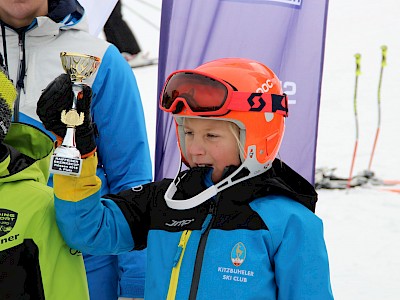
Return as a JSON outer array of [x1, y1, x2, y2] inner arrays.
[[96, 0, 400, 299]]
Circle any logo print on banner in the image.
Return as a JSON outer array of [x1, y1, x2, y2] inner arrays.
[[231, 242, 246, 267], [0, 209, 18, 237]]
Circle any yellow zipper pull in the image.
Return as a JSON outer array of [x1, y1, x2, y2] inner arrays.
[[173, 230, 191, 267], [167, 230, 192, 299]]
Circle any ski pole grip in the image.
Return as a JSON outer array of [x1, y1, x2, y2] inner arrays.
[[381, 45, 387, 67], [354, 53, 361, 76]]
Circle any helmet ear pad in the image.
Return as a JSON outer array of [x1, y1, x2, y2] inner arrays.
[[225, 111, 285, 166], [174, 116, 190, 167]]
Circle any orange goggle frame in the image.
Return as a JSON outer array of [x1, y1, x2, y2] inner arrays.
[[159, 70, 288, 117]]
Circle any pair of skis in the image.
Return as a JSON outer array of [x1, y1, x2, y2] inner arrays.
[[315, 167, 400, 193], [346, 46, 388, 189], [316, 46, 397, 193], [130, 57, 158, 68]]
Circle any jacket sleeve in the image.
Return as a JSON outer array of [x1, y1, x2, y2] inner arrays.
[[251, 195, 334, 300], [117, 249, 146, 298], [54, 156, 136, 255], [88, 45, 152, 298], [90, 44, 152, 193]]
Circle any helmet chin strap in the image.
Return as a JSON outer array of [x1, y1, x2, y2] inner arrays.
[[164, 146, 273, 210]]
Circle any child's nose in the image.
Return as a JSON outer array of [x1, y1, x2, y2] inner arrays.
[[188, 138, 205, 155]]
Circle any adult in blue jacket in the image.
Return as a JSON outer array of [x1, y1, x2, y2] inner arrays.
[[40, 58, 333, 299], [0, 0, 152, 299]]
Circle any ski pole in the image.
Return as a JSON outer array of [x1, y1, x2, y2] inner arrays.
[[347, 53, 361, 189], [368, 45, 387, 171]]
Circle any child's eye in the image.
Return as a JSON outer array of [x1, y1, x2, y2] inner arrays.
[[184, 130, 193, 136]]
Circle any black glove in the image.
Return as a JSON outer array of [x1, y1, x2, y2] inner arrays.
[[37, 73, 97, 157], [0, 67, 17, 144]]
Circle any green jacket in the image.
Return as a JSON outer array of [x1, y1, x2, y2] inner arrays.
[[0, 123, 89, 300]]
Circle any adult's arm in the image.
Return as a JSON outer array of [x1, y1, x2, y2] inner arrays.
[[91, 45, 152, 194]]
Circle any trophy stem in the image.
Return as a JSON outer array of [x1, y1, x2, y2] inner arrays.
[[72, 84, 82, 109], [61, 127, 77, 149], [55, 127, 80, 159]]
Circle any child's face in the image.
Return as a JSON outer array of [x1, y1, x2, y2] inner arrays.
[[183, 118, 241, 183]]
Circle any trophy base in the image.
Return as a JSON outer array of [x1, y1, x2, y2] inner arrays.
[[50, 146, 82, 176]]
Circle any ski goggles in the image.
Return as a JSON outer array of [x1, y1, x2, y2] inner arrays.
[[160, 70, 288, 117]]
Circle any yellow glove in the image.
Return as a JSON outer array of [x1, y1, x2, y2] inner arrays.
[[54, 154, 101, 202]]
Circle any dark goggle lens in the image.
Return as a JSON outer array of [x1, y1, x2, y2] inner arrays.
[[162, 72, 228, 112]]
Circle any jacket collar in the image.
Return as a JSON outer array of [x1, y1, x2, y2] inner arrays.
[[0, 0, 86, 35], [175, 159, 318, 212], [48, 0, 82, 23], [0, 123, 53, 184]]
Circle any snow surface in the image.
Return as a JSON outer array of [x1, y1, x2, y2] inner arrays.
[[117, 1, 400, 299]]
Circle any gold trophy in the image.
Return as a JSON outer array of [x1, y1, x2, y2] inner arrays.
[[49, 52, 101, 176]]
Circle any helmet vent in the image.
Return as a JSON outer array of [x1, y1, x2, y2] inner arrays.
[[264, 112, 274, 122]]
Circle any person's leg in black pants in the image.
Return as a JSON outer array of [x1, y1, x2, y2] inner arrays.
[[104, 0, 141, 55]]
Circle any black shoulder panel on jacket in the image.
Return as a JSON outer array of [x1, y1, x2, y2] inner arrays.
[[107, 160, 317, 245]]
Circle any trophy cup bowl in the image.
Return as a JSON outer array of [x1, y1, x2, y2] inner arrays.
[[60, 52, 101, 83], [49, 52, 101, 176]]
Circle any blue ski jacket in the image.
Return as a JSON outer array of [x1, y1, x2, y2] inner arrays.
[[0, 0, 152, 298], [55, 156, 334, 299]]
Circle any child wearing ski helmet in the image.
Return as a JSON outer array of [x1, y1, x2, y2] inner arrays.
[[41, 58, 333, 299]]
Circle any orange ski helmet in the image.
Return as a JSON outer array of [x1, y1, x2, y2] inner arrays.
[[160, 57, 288, 175]]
